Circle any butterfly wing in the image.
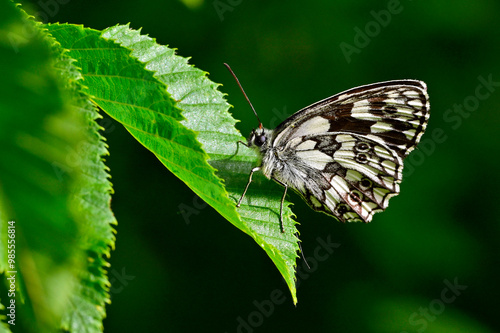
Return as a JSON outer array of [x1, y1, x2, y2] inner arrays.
[[271, 80, 430, 222]]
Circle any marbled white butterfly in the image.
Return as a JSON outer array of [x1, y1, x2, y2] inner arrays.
[[225, 64, 430, 233]]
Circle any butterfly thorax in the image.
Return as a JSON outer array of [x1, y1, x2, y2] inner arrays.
[[247, 127, 279, 178], [248, 127, 318, 192]]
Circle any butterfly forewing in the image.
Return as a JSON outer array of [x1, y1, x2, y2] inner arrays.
[[270, 80, 429, 223], [274, 80, 429, 156]]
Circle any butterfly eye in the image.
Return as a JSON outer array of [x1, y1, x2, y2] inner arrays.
[[254, 134, 267, 146]]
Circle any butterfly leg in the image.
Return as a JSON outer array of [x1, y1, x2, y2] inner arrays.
[[229, 140, 249, 160], [272, 177, 288, 233], [237, 140, 249, 148], [237, 166, 261, 208]]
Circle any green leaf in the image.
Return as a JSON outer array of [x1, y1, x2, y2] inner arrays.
[[103, 25, 302, 303], [45, 23, 300, 303], [0, 2, 85, 331], [43, 28, 116, 333], [0, 3, 115, 332], [48, 42, 116, 333]]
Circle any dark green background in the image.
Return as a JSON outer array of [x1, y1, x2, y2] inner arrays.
[[20, 0, 500, 332]]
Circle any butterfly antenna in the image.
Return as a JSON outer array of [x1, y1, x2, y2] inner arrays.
[[224, 63, 263, 128]]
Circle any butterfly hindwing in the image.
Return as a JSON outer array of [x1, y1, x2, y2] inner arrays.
[[290, 133, 402, 222]]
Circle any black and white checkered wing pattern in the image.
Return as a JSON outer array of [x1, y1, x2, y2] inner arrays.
[[271, 80, 430, 222]]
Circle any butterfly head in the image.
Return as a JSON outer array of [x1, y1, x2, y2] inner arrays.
[[247, 126, 272, 150]]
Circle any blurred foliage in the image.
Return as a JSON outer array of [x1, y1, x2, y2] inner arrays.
[[0, 2, 116, 332], [3, 0, 500, 332]]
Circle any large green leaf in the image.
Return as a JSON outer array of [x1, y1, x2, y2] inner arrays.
[[0, 2, 79, 332], [103, 25, 302, 302], [0, 2, 84, 331], [50, 45, 116, 332], [0, 3, 115, 332], [48, 42, 116, 333], [45, 23, 300, 303]]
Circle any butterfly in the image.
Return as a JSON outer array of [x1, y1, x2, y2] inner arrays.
[[225, 64, 430, 233]]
